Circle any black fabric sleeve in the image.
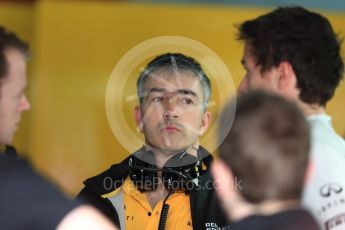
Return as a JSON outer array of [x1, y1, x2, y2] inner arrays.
[[0, 155, 80, 230], [76, 187, 120, 227]]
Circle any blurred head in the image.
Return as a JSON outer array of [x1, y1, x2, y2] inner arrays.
[[0, 26, 30, 145], [135, 53, 212, 153], [237, 6, 344, 107], [213, 91, 310, 215]]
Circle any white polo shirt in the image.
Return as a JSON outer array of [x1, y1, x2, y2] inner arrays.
[[302, 114, 345, 230]]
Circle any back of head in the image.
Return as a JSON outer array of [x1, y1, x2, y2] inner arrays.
[[218, 91, 310, 203], [237, 6, 344, 106], [0, 26, 29, 85]]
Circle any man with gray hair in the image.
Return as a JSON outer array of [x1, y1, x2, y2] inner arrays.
[[78, 53, 227, 230]]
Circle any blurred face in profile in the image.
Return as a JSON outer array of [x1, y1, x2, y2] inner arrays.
[[0, 48, 30, 145], [238, 43, 278, 94]]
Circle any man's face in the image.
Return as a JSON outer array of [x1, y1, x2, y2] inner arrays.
[[0, 48, 30, 145], [237, 43, 278, 94], [135, 69, 211, 153]]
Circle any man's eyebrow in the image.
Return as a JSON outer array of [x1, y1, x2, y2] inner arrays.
[[147, 87, 166, 94], [146, 88, 198, 98], [176, 89, 198, 98]]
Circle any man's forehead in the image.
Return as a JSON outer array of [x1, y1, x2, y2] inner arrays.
[[143, 69, 203, 91], [243, 44, 259, 67]]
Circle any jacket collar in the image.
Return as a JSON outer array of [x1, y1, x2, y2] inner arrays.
[[83, 146, 213, 197]]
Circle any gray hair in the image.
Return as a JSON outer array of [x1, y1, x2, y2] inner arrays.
[[137, 53, 211, 111]]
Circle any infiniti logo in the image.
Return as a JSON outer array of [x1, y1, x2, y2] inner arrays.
[[320, 183, 343, 197]]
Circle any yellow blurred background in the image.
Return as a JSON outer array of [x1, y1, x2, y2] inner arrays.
[[1, 0, 344, 196]]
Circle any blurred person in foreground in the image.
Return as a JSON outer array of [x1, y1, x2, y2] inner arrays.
[[0, 25, 117, 230], [212, 91, 320, 229]]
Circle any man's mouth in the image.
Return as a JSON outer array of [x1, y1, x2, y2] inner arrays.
[[161, 125, 180, 132]]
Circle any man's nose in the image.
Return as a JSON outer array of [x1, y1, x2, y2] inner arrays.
[[19, 95, 31, 112], [237, 78, 249, 95], [163, 98, 178, 119]]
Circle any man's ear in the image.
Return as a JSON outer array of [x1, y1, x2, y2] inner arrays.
[[211, 159, 236, 202], [199, 111, 211, 136], [277, 61, 296, 90], [134, 105, 144, 133]]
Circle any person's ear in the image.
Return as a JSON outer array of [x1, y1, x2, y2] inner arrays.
[[211, 159, 236, 202], [199, 111, 211, 135], [277, 61, 296, 90], [134, 106, 144, 133]]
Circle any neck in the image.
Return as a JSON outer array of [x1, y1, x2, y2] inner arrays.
[[297, 100, 325, 116], [228, 199, 300, 222], [144, 142, 199, 168]]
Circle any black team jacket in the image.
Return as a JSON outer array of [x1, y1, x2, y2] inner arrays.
[[77, 146, 229, 230]]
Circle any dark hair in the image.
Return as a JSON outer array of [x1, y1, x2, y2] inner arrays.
[[0, 26, 29, 83], [237, 6, 344, 106], [137, 53, 211, 110], [218, 91, 310, 203]]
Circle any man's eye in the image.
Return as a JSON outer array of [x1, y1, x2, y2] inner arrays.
[[13, 92, 23, 100], [152, 97, 164, 102], [182, 98, 194, 104]]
